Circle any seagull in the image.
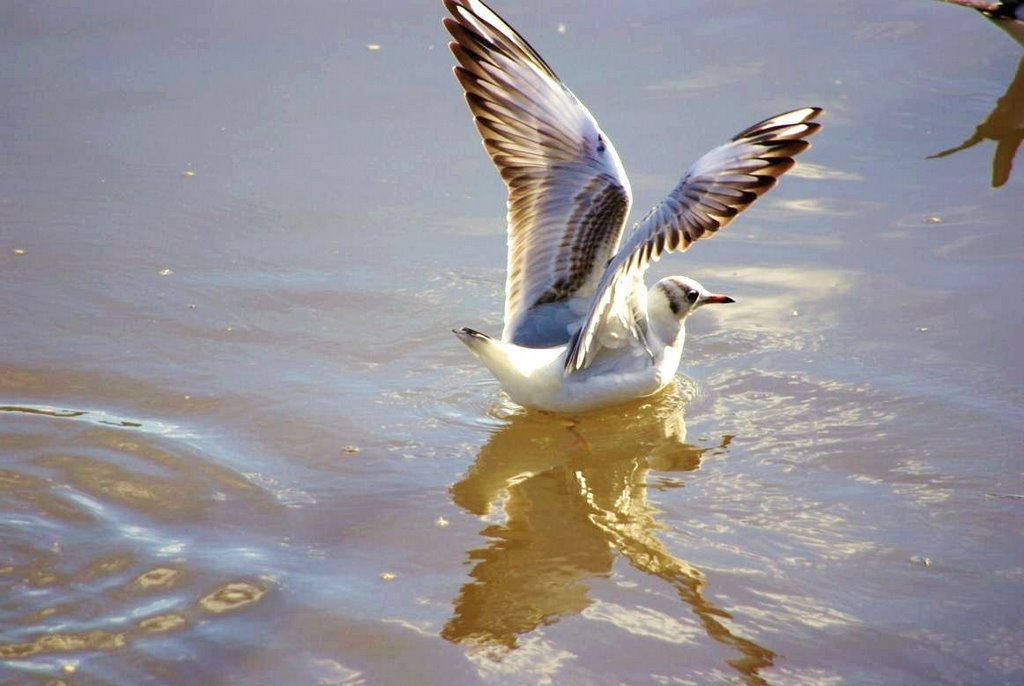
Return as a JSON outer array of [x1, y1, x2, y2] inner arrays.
[[443, 0, 822, 413]]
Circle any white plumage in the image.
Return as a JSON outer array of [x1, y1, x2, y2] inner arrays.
[[445, 0, 822, 412]]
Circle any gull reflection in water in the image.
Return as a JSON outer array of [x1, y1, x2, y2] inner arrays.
[[929, 2, 1024, 186], [443, 391, 774, 682]]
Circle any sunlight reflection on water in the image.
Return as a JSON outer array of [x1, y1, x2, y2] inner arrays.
[[1, 0, 1022, 683]]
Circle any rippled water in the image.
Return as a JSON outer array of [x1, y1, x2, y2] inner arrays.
[[2, 1, 1022, 684]]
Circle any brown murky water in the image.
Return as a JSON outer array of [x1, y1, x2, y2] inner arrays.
[[2, 1, 1022, 684]]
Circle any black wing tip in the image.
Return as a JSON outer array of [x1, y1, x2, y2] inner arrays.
[[733, 106, 825, 142], [442, 0, 473, 17], [442, 0, 562, 82], [794, 106, 825, 122]]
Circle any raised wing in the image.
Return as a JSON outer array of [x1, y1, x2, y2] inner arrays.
[[443, 0, 632, 347], [564, 107, 823, 373]]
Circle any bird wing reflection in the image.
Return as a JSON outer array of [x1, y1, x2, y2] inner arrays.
[[444, 392, 774, 682], [929, 4, 1024, 187]]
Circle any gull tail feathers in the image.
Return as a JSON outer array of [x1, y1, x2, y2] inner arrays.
[[453, 327, 513, 384], [453, 327, 494, 351]]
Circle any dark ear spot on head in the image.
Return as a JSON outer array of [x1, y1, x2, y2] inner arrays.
[[667, 295, 681, 315], [657, 281, 682, 315]]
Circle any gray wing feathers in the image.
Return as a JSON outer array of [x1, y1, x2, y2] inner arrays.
[[564, 107, 824, 373], [444, 0, 632, 346]]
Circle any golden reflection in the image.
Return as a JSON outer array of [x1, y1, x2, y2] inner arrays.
[[199, 581, 267, 614], [0, 630, 127, 659], [134, 567, 181, 589], [137, 613, 187, 634], [0, 575, 265, 659], [443, 393, 774, 683], [929, 55, 1024, 187]]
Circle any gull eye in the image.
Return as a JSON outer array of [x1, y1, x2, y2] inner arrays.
[[686, 290, 699, 303]]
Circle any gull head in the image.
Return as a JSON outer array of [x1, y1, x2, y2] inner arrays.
[[653, 276, 735, 320]]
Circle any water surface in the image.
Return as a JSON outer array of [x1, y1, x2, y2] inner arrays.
[[2, 1, 1022, 684]]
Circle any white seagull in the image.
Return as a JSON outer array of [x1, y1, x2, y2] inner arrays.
[[444, 0, 822, 413]]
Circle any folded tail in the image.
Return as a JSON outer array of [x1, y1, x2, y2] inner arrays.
[[453, 326, 493, 348]]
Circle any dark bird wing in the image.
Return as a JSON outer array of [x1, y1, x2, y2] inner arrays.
[[443, 0, 633, 347]]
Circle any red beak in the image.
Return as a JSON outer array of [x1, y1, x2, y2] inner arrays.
[[702, 293, 735, 305]]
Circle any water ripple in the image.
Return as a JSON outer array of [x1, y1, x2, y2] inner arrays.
[[0, 400, 281, 680]]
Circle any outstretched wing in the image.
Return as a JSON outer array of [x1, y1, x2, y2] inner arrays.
[[564, 107, 824, 373], [443, 0, 632, 347]]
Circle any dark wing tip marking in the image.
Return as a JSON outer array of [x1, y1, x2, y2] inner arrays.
[[443, 0, 561, 83], [732, 106, 824, 141]]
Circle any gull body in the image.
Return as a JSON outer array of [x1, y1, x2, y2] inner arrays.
[[443, 0, 821, 413], [455, 277, 731, 412]]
